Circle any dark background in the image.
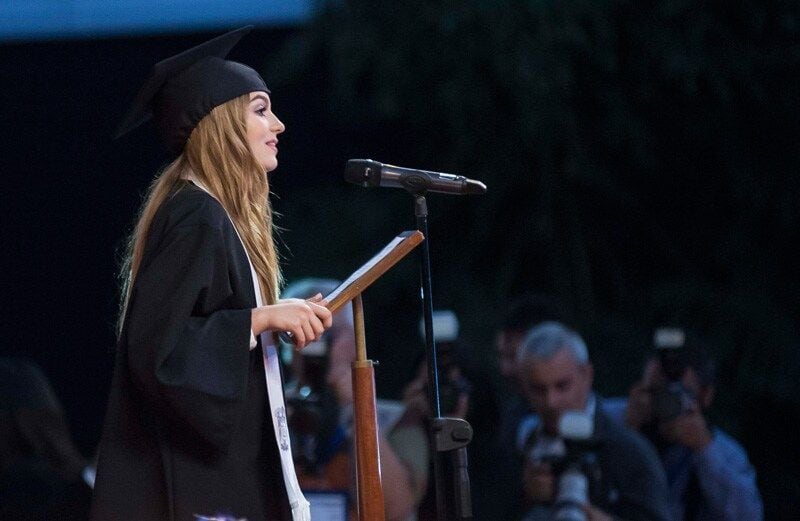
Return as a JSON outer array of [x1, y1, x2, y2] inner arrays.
[[2, 1, 799, 518]]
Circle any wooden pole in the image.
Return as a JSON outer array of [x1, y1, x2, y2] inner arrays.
[[351, 294, 385, 521]]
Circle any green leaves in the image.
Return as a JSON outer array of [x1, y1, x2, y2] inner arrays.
[[266, 0, 800, 435]]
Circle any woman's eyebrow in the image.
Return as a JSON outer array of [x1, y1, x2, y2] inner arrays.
[[250, 94, 270, 105]]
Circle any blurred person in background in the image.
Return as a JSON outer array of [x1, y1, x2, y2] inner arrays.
[[282, 278, 429, 521], [474, 294, 571, 519], [605, 327, 763, 520], [402, 310, 471, 422], [0, 357, 94, 520], [401, 310, 473, 521], [516, 322, 670, 521], [495, 294, 573, 460]]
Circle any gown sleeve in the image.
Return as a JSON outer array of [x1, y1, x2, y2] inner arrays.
[[124, 205, 254, 454]]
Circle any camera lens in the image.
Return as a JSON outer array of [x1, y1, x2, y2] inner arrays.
[[652, 382, 693, 422], [553, 468, 588, 521]]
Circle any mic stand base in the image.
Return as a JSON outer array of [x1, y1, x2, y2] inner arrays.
[[432, 417, 474, 520]]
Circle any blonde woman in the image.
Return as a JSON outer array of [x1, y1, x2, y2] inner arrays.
[[91, 27, 331, 521]]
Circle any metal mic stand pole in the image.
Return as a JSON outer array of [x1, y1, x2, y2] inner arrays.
[[414, 193, 473, 521]]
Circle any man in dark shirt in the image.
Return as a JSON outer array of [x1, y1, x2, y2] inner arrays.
[[515, 322, 671, 521], [473, 295, 570, 519]]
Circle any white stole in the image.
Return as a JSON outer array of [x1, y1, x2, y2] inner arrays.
[[187, 176, 310, 521]]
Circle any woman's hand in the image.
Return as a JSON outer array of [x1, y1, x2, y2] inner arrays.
[[251, 294, 333, 348]]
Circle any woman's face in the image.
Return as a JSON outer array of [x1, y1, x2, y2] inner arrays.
[[246, 92, 285, 172]]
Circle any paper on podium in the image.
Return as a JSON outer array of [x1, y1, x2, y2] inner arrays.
[[324, 230, 424, 313], [278, 231, 423, 344]]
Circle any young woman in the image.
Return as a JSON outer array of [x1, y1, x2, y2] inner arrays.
[[91, 27, 331, 521]]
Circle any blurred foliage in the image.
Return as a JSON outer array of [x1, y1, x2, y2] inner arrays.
[[264, 1, 800, 516]]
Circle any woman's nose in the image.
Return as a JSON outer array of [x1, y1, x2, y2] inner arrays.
[[271, 114, 285, 134]]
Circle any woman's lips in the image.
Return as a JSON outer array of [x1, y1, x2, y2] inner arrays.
[[266, 140, 278, 152]]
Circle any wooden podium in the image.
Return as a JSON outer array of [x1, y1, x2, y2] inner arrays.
[[319, 230, 424, 521]]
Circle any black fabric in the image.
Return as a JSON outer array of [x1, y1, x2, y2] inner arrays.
[[0, 458, 91, 521], [0, 358, 92, 519], [683, 468, 703, 521], [116, 26, 269, 155], [589, 403, 672, 521], [0, 358, 61, 411], [91, 183, 290, 521]]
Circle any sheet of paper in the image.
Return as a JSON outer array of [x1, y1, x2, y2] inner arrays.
[[326, 235, 408, 304], [305, 491, 348, 521]]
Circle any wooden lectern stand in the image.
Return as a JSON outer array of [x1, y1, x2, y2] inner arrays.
[[319, 230, 424, 521]]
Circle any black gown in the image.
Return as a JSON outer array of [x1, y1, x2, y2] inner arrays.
[[91, 182, 291, 521]]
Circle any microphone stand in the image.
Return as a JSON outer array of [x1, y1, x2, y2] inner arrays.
[[414, 193, 473, 521]]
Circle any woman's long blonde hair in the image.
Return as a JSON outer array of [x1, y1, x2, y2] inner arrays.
[[118, 94, 280, 334]]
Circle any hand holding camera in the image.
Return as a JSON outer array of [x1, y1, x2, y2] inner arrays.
[[523, 459, 556, 503], [657, 400, 713, 450], [582, 504, 613, 521], [626, 327, 715, 450], [624, 380, 654, 430], [522, 412, 612, 521]]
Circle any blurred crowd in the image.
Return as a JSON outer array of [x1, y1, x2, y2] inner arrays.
[[1, 286, 764, 521], [275, 281, 764, 521]]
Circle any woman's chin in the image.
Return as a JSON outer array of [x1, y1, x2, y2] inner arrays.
[[262, 159, 278, 173]]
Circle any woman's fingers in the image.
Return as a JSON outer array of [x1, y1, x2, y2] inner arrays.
[[308, 313, 325, 338], [300, 302, 326, 339], [308, 301, 333, 328], [300, 320, 316, 348], [256, 298, 334, 348], [291, 323, 307, 348]]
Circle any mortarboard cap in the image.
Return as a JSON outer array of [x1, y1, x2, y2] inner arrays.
[[116, 25, 269, 155]]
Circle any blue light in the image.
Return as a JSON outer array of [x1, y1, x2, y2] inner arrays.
[[1, 0, 315, 42]]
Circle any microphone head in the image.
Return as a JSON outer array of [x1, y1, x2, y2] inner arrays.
[[464, 179, 487, 195], [344, 159, 382, 187]]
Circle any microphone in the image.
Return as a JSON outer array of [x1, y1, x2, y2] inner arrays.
[[344, 159, 487, 195]]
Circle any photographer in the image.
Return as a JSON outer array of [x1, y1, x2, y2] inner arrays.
[[1, 357, 94, 520], [281, 279, 429, 521], [473, 294, 572, 519], [516, 322, 671, 521], [400, 310, 475, 521], [402, 310, 471, 422], [605, 328, 763, 521]]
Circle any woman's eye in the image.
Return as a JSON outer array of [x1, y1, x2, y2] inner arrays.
[[256, 106, 267, 116]]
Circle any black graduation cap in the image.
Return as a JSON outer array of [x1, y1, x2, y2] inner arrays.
[[116, 25, 270, 155]]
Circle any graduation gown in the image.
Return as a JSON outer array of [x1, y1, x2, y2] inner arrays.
[[91, 182, 291, 521]]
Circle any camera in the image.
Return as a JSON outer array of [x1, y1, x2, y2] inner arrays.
[[282, 334, 341, 473], [650, 327, 696, 423], [525, 411, 601, 521], [419, 310, 472, 416], [437, 350, 471, 417]]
